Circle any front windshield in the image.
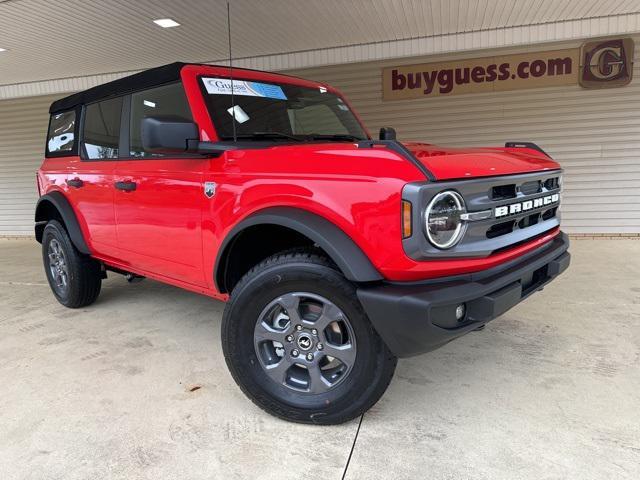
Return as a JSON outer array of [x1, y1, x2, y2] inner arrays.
[[200, 77, 368, 141]]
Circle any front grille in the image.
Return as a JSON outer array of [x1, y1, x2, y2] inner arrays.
[[520, 180, 543, 195], [402, 170, 562, 260], [542, 206, 558, 221], [483, 176, 560, 240], [491, 184, 517, 200], [487, 220, 515, 239]]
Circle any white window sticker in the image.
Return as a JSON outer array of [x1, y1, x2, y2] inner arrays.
[[227, 105, 250, 124], [202, 77, 287, 100]]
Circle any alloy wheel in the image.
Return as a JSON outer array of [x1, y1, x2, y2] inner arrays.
[[47, 239, 69, 295], [253, 292, 357, 394]]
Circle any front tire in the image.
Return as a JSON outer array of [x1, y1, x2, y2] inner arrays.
[[221, 250, 397, 425], [42, 220, 102, 308]]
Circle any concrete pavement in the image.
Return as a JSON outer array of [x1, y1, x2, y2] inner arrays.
[[0, 238, 638, 479]]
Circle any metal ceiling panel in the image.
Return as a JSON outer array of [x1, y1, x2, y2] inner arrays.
[[1, 0, 639, 86]]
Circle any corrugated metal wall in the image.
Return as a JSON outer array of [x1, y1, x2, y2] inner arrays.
[[287, 36, 640, 234], [0, 94, 60, 235]]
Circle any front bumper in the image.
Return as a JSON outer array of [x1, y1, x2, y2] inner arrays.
[[357, 232, 570, 358]]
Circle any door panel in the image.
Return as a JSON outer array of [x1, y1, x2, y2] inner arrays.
[[64, 157, 118, 257], [113, 159, 206, 286], [66, 96, 124, 258]]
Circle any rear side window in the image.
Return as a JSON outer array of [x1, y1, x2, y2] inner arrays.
[[46, 110, 76, 155], [129, 83, 192, 158], [82, 97, 123, 159]]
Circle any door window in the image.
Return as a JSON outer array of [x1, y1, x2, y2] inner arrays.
[[82, 97, 123, 159], [46, 110, 76, 155], [129, 83, 193, 158]]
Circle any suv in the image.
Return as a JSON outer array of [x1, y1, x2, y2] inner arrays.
[[36, 62, 569, 424]]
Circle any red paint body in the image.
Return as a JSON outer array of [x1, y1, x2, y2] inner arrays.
[[38, 64, 562, 301]]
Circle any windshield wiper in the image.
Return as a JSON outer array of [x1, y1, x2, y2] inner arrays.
[[231, 132, 303, 142], [306, 133, 365, 142]]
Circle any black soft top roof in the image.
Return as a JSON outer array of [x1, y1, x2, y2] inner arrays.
[[50, 61, 321, 115], [49, 62, 187, 114]]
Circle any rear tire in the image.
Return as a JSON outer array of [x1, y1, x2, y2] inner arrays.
[[42, 220, 102, 308], [221, 249, 397, 425]]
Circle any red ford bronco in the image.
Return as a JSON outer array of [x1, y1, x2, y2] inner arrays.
[[36, 62, 569, 424]]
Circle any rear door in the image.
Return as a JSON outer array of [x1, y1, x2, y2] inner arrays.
[[63, 98, 122, 258], [113, 83, 207, 287]]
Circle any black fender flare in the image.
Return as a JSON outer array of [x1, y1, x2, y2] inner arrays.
[[214, 207, 383, 292], [35, 191, 90, 254]]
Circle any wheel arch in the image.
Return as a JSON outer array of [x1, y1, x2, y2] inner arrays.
[[214, 207, 382, 293], [35, 191, 90, 255]]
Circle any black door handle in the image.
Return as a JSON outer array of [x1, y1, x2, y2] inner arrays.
[[114, 181, 137, 192], [66, 178, 84, 188]]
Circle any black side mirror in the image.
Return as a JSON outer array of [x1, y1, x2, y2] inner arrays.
[[141, 116, 199, 153], [142, 116, 241, 156], [379, 127, 397, 141]]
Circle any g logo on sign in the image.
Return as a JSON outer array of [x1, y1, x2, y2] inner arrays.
[[580, 38, 634, 88]]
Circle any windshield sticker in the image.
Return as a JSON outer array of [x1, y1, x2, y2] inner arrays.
[[227, 105, 250, 124], [202, 77, 287, 100], [319, 86, 327, 93]]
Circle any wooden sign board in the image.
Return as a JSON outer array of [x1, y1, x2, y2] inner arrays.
[[383, 48, 580, 100]]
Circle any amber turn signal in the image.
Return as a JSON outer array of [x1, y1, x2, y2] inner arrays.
[[402, 200, 412, 238]]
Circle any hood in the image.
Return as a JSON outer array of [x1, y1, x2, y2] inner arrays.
[[402, 142, 561, 181]]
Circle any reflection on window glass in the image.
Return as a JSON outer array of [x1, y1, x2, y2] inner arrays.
[[202, 78, 366, 141], [289, 104, 349, 135], [83, 97, 123, 159], [130, 83, 192, 157], [47, 111, 76, 153]]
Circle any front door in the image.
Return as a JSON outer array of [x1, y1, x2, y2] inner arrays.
[[113, 158, 206, 286], [112, 83, 207, 287]]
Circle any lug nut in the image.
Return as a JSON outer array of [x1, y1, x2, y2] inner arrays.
[[311, 328, 318, 336], [291, 349, 299, 357], [306, 353, 314, 361], [295, 325, 303, 331], [317, 343, 324, 350], [285, 335, 293, 342]]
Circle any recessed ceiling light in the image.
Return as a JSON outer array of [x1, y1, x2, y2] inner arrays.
[[153, 18, 180, 28], [0, 48, 7, 52]]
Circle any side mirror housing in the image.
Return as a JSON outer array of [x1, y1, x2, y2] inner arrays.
[[141, 116, 240, 156], [379, 127, 397, 141], [141, 116, 199, 153]]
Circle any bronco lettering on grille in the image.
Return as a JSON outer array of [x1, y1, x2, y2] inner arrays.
[[494, 193, 559, 218]]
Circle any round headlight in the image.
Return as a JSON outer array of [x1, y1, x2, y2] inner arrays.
[[425, 190, 466, 249]]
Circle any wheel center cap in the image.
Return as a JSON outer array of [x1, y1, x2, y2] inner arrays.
[[296, 333, 313, 351]]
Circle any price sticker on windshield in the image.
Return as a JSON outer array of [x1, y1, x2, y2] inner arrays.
[[202, 77, 287, 100]]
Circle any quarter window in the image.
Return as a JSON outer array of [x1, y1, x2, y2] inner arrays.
[[82, 97, 123, 159], [130, 83, 193, 157], [47, 110, 76, 154]]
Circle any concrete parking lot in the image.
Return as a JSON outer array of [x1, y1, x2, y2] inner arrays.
[[0, 238, 638, 480]]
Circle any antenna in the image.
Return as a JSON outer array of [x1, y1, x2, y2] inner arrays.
[[227, 1, 237, 142]]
